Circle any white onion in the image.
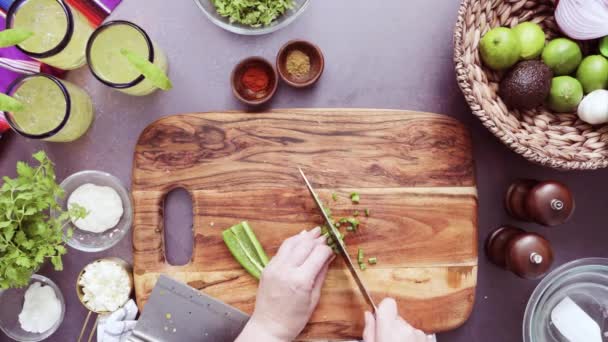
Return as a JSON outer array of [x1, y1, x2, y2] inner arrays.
[[556, 0, 608, 40]]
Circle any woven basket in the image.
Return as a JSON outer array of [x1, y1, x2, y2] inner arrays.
[[454, 0, 608, 170]]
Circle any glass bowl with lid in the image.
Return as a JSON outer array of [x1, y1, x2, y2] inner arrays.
[[0, 274, 65, 341], [192, 0, 310, 35], [524, 258, 608, 342]]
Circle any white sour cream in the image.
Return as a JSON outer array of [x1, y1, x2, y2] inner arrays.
[[68, 183, 123, 233]]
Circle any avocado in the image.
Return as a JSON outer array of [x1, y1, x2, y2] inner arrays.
[[499, 60, 553, 110]]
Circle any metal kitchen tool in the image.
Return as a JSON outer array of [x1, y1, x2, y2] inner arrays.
[[128, 275, 249, 342], [77, 257, 133, 342], [298, 168, 378, 313]]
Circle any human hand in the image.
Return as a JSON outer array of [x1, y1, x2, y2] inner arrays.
[[363, 298, 429, 342], [235, 227, 334, 342]]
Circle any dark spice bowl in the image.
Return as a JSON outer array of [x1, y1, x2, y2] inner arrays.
[[276, 40, 324, 88], [231, 57, 278, 106]]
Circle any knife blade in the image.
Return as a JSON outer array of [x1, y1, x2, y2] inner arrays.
[[298, 168, 377, 313]]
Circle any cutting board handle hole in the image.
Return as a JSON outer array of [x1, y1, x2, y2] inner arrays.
[[163, 187, 194, 266]]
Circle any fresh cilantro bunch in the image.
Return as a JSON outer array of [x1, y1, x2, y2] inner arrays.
[[212, 0, 295, 27], [0, 151, 86, 288]]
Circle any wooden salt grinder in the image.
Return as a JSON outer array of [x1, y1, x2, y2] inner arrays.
[[505, 179, 574, 226], [485, 226, 553, 279]]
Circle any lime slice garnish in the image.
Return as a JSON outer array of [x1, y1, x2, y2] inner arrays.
[[120, 48, 172, 91], [600, 37, 608, 58], [0, 28, 33, 48], [0, 93, 24, 112]]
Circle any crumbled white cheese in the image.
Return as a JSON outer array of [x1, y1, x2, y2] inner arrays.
[[18, 282, 61, 333], [79, 260, 130, 312], [68, 183, 123, 233]]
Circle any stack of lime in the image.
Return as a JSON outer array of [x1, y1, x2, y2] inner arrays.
[[480, 22, 608, 115]]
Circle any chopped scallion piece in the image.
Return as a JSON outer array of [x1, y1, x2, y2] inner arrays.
[[358, 248, 364, 264], [368, 257, 377, 265], [350, 192, 360, 204], [365, 208, 370, 217], [359, 263, 367, 271], [353, 210, 359, 217], [332, 193, 338, 201]]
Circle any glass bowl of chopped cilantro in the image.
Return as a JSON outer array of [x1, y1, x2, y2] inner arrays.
[[193, 0, 310, 35]]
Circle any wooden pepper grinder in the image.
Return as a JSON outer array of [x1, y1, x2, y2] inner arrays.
[[505, 179, 575, 226], [485, 226, 554, 279]]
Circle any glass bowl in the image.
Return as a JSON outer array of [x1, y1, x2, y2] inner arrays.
[[0, 275, 65, 341], [57, 170, 133, 252], [524, 258, 608, 342], [192, 0, 310, 35]]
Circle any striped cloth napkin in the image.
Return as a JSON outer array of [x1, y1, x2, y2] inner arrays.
[[0, 0, 122, 134]]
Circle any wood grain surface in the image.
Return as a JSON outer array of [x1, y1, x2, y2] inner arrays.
[[132, 109, 478, 339]]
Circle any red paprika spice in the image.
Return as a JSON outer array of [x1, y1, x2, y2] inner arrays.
[[241, 66, 269, 93]]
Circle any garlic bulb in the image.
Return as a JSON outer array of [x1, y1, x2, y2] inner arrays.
[[578, 89, 608, 124]]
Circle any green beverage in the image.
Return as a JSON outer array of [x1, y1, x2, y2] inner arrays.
[[7, 0, 93, 70], [5, 74, 94, 142], [87, 21, 169, 96]]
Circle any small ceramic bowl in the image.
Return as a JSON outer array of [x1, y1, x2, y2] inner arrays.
[[56, 170, 133, 252], [276, 40, 324, 88], [0, 275, 65, 342], [231, 57, 278, 106]]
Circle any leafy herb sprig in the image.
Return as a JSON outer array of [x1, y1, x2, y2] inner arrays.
[[0, 151, 85, 288], [211, 0, 294, 28]]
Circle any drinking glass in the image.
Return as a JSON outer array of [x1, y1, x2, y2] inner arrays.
[[6, 0, 93, 70], [86, 20, 169, 96], [4, 73, 94, 142]]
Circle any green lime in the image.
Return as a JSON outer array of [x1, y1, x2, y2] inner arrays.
[[0, 28, 33, 48], [0, 93, 24, 112], [120, 49, 172, 91], [513, 22, 545, 60], [576, 55, 608, 94], [542, 38, 582, 76], [480, 27, 522, 70], [600, 36, 608, 58], [548, 76, 583, 112]]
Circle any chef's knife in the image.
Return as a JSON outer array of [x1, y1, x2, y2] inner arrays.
[[298, 168, 378, 313]]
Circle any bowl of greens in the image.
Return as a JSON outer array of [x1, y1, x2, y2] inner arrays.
[[193, 0, 310, 35]]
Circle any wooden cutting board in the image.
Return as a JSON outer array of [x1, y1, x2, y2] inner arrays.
[[132, 109, 478, 340]]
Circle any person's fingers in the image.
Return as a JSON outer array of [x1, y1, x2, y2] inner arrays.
[[378, 298, 398, 318], [376, 298, 398, 337], [396, 315, 413, 329], [275, 231, 306, 259], [308, 226, 322, 238], [362, 311, 376, 342], [289, 237, 319, 266], [275, 227, 320, 261], [309, 260, 330, 309], [299, 244, 334, 282]]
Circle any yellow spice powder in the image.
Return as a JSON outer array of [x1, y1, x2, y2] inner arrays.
[[286, 49, 311, 78]]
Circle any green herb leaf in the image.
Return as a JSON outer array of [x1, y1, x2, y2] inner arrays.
[[211, 0, 294, 27], [120, 48, 172, 91], [0, 152, 78, 289], [0, 28, 33, 48], [0, 93, 24, 113]]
